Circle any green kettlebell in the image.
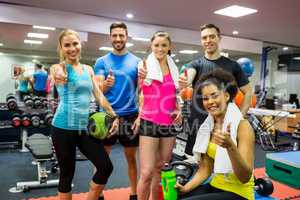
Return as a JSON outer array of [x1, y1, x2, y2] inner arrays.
[[88, 112, 114, 139]]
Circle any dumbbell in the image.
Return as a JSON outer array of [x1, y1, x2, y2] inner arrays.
[[11, 113, 21, 127], [255, 177, 274, 196], [33, 96, 43, 109], [6, 93, 18, 110], [21, 113, 31, 127], [171, 161, 196, 185], [31, 112, 41, 128], [41, 98, 48, 108], [44, 112, 54, 126], [24, 95, 33, 108]]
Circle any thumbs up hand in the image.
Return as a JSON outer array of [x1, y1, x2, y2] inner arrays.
[[213, 123, 234, 149], [179, 69, 188, 90], [138, 59, 148, 80], [53, 64, 67, 85], [104, 68, 115, 89]]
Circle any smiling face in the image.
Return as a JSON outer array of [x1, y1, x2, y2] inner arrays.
[[201, 83, 230, 118], [151, 35, 171, 61], [110, 27, 128, 52], [60, 33, 81, 63], [201, 27, 221, 55]]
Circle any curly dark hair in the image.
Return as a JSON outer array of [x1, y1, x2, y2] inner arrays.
[[197, 68, 238, 102]]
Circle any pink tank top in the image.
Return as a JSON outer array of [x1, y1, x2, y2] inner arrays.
[[140, 73, 176, 125]]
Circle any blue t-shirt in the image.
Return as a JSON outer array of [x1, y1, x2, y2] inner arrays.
[[33, 70, 48, 91], [52, 64, 93, 130], [94, 52, 140, 116]]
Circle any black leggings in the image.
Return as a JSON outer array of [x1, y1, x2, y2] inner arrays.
[[51, 126, 113, 193], [179, 184, 247, 200]]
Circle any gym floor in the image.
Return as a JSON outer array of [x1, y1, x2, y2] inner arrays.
[[0, 143, 269, 200]]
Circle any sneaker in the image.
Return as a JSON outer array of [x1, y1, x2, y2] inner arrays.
[[129, 194, 138, 200]]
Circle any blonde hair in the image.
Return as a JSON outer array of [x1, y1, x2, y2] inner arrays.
[[57, 29, 81, 62]]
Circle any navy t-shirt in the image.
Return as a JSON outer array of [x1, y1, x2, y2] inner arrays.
[[187, 56, 249, 118]]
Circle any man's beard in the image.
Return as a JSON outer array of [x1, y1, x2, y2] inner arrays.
[[112, 43, 126, 52]]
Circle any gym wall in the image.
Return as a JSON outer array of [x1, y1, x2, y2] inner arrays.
[[0, 55, 36, 102]]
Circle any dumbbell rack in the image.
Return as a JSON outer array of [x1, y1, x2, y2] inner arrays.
[[1, 95, 56, 152]]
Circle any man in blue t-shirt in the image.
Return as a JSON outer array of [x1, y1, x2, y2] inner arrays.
[[32, 63, 48, 97], [94, 22, 140, 200]]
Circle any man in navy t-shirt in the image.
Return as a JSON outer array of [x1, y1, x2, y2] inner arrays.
[[94, 22, 140, 200], [32, 63, 48, 97], [178, 24, 252, 156]]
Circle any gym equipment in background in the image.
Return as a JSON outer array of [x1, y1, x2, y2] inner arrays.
[[266, 151, 300, 188], [31, 112, 41, 128], [21, 113, 31, 127], [24, 95, 34, 108], [44, 112, 53, 126], [255, 177, 274, 196], [6, 93, 18, 110], [10, 134, 59, 192], [11, 113, 22, 128], [235, 90, 257, 108], [237, 57, 255, 77], [33, 96, 43, 109]]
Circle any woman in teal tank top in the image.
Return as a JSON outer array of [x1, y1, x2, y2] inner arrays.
[[16, 67, 30, 100], [176, 69, 255, 200], [50, 29, 119, 200]]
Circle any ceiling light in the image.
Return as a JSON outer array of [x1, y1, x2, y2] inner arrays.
[[214, 5, 257, 18], [179, 50, 198, 54], [126, 13, 134, 19], [293, 57, 300, 60], [220, 52, 229, 57], [282, 47, 289, 51], [24, 40, 43, 44], [0, 52, 4, 55], [28, 33, 49, 39], [232, 30, 239, 35], [126, 42, 134, 47], [33, 25, 56, 31], [135, 50, 147, 54], [32, 59, 39, 63], [0, 43, 3, 46], [171, 54, 176, 57], [132, 37, 150, 42], [99, 47, 113, 51], [175, 59, 180, 63]]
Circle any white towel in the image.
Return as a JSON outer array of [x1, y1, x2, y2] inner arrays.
[[193, 103, 243, 173], [138, 53, 179, 88]]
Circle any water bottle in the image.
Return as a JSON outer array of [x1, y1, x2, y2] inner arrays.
[[293, 142, 299, 151], [161, 163, 178, 200]]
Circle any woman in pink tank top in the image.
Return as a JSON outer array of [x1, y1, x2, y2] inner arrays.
[[133, 31, 182, 200]]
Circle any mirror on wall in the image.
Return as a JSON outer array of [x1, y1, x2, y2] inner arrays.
[[0, 21, 264, 102]]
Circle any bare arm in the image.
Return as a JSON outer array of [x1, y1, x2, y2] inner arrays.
[[178, 68, 197, 89], [186, 68, 197, 86], [239, 83, 253, 115], [95, 74, 110, 93], [177, 154, 213, 193], [227, 120, 254, 183], [87, 66, 117, 117]]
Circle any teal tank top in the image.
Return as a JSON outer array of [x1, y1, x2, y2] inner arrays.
[[52, 63, 93, 130], [18, 79, 29, 92]]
